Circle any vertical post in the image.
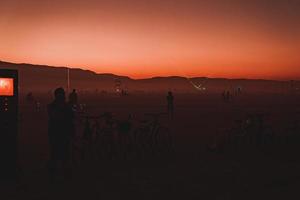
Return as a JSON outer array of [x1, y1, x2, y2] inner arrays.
[[67, 68, 70, 95]]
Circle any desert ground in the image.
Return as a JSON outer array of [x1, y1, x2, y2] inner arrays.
[[1, 91, 300, 200]]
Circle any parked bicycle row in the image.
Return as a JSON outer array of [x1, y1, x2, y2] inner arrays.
[[209, 113, 300, 153], [71, 112, 174, 163]]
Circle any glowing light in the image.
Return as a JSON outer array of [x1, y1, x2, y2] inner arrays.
[[0, 78, 14, 96], [188, 78, 207, 91]]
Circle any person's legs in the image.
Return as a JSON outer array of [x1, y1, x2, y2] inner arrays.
[[170, 104, 174, 119], [48, 147, 57, 183], [62, 141, 73, 180], [167, 103, 172, 118]]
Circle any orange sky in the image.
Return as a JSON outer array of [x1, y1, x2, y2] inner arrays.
[[0, 0, 299, 79]]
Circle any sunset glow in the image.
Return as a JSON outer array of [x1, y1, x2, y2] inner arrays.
[[0, 78, 14, 96], [0, 0, 299, 79]]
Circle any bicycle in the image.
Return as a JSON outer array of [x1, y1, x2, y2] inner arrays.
[[133, 113, 173, 158]]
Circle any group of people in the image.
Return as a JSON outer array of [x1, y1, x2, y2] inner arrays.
[[222, 87, 243, 102]]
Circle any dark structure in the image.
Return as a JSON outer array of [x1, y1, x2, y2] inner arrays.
[[0, 69, 18, 181]]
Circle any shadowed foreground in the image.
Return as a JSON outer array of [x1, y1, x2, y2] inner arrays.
[[1, 92, 300, 200]]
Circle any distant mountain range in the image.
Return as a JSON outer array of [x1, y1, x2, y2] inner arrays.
[[0, 60, 298, 94]]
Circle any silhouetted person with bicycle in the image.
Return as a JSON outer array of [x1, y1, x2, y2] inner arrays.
[[48, 87, 74, 182], [167, 91, 174, 119]]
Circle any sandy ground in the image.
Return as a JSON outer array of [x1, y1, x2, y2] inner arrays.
[[1, 92, 300, 200]]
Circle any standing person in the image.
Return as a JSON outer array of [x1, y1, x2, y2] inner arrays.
[[226, 90, 231, 102], [222, 91, 226, 102], [167, 91, 174, 119], [69, 89, 78, 111], [48, 87, 74, 181]]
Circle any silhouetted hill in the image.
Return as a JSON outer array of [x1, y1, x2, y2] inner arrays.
[[0, 60, 298, 94], [0, 61, 132, 93]]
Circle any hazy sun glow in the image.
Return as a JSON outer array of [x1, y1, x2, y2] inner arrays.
[[0, 0, 299, 79]]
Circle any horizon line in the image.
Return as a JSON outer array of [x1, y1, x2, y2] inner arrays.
[[0, 59, 299, 82]]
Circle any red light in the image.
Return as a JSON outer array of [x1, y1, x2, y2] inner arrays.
[[0, 78, 14, 96]]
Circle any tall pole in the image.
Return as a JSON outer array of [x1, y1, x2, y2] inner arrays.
[[67, 67, 70, 94]]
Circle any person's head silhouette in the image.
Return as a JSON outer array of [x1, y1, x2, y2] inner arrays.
[[54, 87, 66, 103]]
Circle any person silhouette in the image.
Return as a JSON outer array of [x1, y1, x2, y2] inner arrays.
[[47, 87, 74, 181], [167, 91, 174, 118], [69, 89, 78, 110], [222, 91, 226, 102]]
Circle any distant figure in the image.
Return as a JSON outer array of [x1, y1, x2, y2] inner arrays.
[[234, 86, 242, 96], [26, 92, 34, 102], [167, 91, 174, 118], [226, 91, 230, 101], [69, 89, 78, 108], [48, 87, 74, 181], [237, 87, 242, 95], [222, 90, 230, 102], [121, 89, 128, 96], [222, 91, 226, 101]]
